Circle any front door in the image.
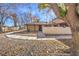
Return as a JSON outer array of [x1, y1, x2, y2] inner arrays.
[[39, 25, 42, 31]]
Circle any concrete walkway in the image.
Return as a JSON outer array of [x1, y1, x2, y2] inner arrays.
[[4, 29, 72, 41], [5, 31, 72, 40], [5, 31, 55, 40], [6, 34, 58, 40], [6, 34, 37, 40]]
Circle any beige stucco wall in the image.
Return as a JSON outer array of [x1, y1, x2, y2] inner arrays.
[[28, 25, 34, 31], [42, 27, 72, 35], [2, 27, 11, 32], [2, 27, 20, 32], [23, 25, 40, 32], [34, 25, 39, 31]]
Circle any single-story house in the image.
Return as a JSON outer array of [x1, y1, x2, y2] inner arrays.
[[24, 18, 69, 32], [2, 26, 18, 32]]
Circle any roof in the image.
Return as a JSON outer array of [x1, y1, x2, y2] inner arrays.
[[53, 18, 65, 24]]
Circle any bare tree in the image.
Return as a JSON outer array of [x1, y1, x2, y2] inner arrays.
[[0, 4, 10, 33], [23, 12, 32, 24]]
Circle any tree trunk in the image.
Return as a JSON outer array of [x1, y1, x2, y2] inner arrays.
[[11, 13, 17, 27], [14, 20, 17, 27], [0, 22, 3, 33], [0, 24, 2, 33], [65, 4, 79, 55], [51, 3, 79, 55], [71, 28, 79, 55]]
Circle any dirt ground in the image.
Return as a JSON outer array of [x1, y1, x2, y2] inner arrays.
[[0, 34, 72, 56]]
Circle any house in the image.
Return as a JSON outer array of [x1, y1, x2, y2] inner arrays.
[[42, 18, 72, 39], [2, 26, 11, 32], [2, 26, 18, 32], [24, 18, 69, 32]]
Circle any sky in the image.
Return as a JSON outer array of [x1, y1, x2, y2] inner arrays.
[[3, 3, 57, 27]]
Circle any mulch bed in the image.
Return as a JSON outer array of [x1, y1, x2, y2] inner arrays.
[[0, 35, 71, 56]]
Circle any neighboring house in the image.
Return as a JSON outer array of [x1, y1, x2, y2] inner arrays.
[[2, 26, 11, 32], [31, 16, 39, 23], [2, 26, 18, 32]]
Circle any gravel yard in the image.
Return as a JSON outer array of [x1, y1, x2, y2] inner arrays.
[[0, 34, 71, 56]]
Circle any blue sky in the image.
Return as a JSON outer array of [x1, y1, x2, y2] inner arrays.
[[4, 3, 56, 27]]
